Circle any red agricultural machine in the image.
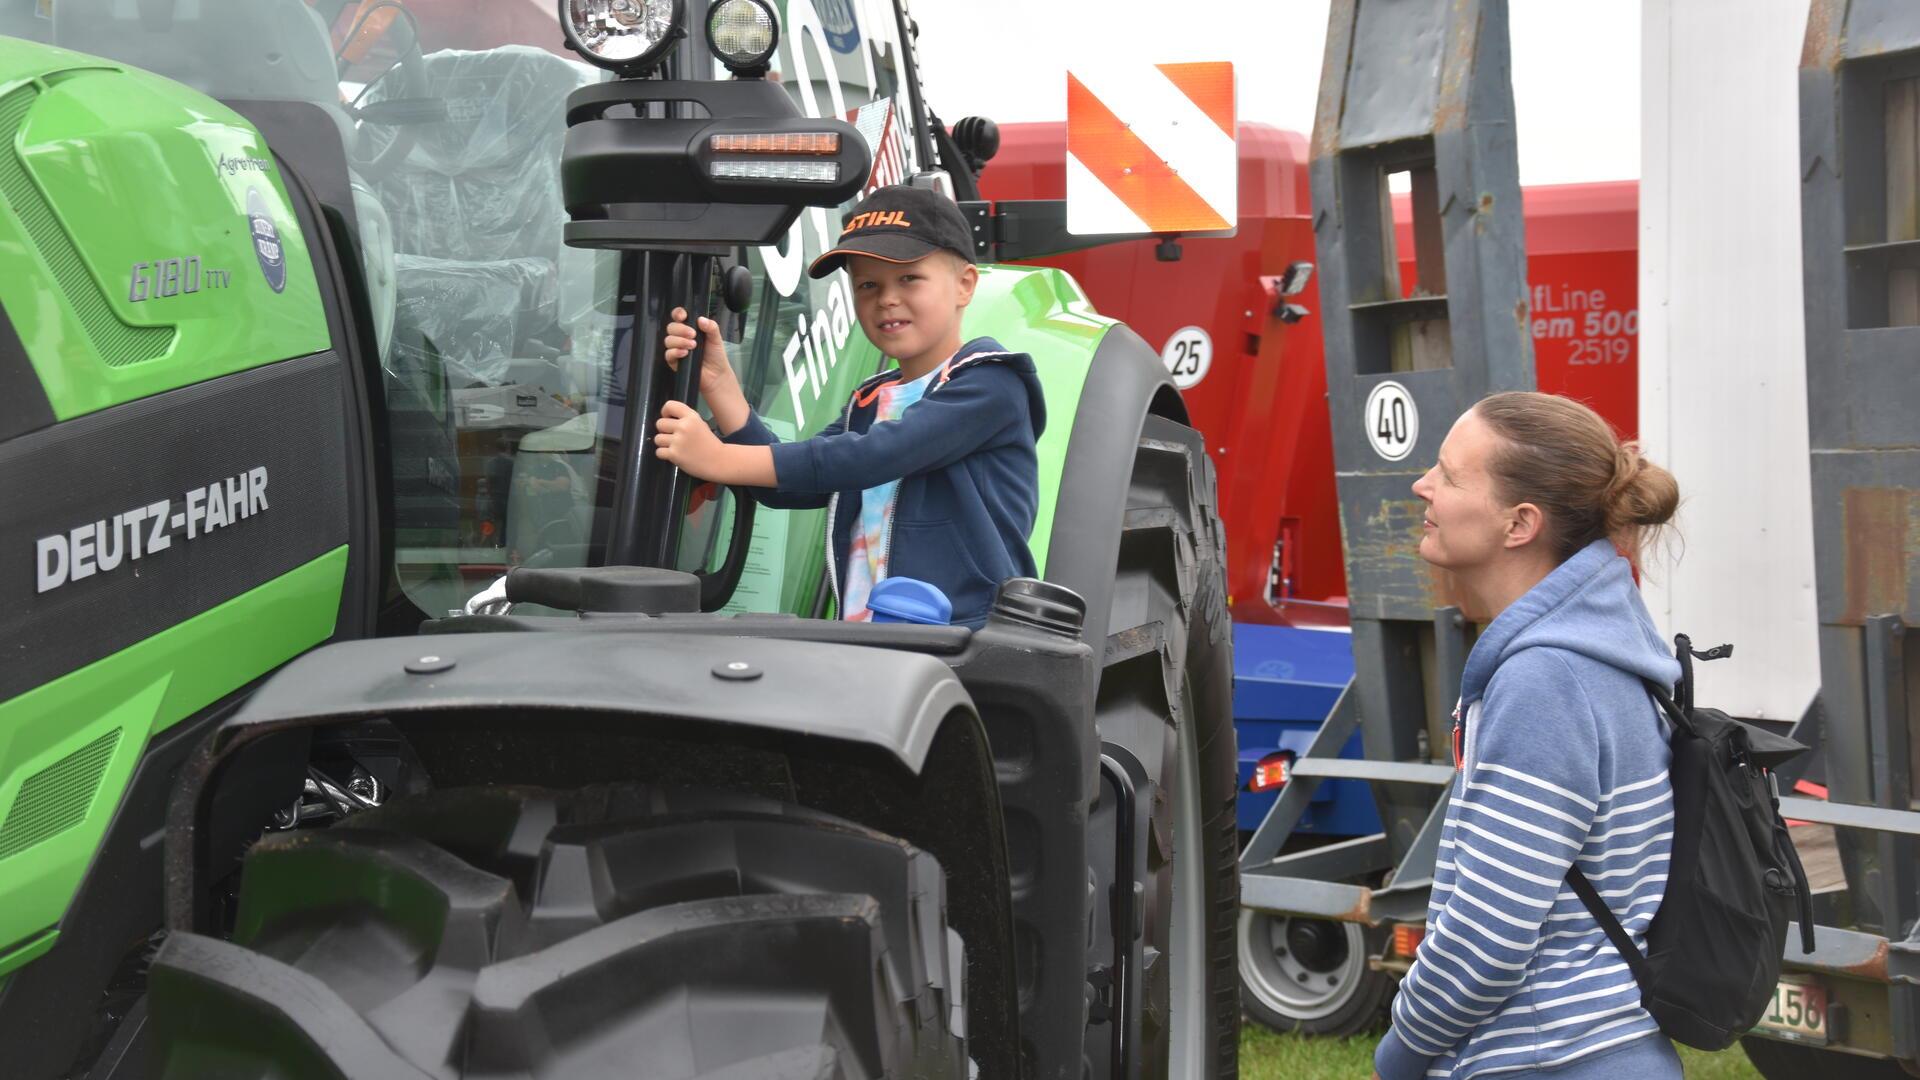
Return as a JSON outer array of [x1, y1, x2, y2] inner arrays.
[[975, 120, 1641, 1033]]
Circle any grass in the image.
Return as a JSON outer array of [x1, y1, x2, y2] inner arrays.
[[1237, 1021, 1763, 1079]]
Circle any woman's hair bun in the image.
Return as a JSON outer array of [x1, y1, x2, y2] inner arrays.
[[1604, 443, 1680, 531]]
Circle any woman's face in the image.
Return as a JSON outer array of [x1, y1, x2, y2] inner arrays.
[[1411, 409, 1520, 570]]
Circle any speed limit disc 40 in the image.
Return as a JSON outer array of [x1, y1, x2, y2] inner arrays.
[[1363, 380, 1418, 462]]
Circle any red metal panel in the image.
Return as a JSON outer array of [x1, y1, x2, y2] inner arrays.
[[980, 123, 1639, 625], [982, 125, 1335, 622], [1393, 181, 1640, 438]]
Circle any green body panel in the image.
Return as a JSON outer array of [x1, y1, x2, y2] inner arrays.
[[711, 262, 1109, 615], [0, 38, 329, 418], [973, 264, 1111, 577], [0, 547, 348, 974], [0, 38, 341, 972]]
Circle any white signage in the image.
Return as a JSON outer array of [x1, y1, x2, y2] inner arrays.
[[35, 467, 270, 593], [1161, 326, 1213, 390], [1363, 381, 1418, 462]]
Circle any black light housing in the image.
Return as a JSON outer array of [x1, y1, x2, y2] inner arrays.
[[559, 0, 686, 76], [705, 0, 779, 77], [562, 78, 869, 250], [1277, 260, 1315, 296]]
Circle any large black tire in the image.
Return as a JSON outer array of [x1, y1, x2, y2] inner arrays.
[[1098, 414, 1239, 1079], [1237, 911, 1393, 1037], [148, 785, 968, 1079], [1742, 1036, 1918, 1079]]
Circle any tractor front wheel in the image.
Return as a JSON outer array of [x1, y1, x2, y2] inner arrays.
[[147, 785, 968, 1079], [1097, 413, 1241, 1079]]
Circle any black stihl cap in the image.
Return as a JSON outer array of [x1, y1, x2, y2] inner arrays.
[[807, 185, 977, 279]]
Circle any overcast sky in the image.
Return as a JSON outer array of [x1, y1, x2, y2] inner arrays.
[[912, 0, 1641, 186]]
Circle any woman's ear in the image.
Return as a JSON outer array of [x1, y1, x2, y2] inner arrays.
[[1505, 501, 1546, 550]]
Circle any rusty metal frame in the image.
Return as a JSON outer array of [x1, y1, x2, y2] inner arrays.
[[1300, 0, 1530, 908], [1242, 793, 1451, 928], [1794, 0, 1920, 1063]]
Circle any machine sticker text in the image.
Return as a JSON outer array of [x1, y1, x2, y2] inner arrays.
[[34, 467, 271, 593], [1529, 282, 1637, 365], [129, 257, 231, 302], [780, 273, 858, 428], [217, 154, 272, 176]]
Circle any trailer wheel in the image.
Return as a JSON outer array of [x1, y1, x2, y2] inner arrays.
[[1237, 910, 1391, 1037], [147, 785, 968, 1079], [1101, 414, 1239, 1079], [1742, 1036, 1918, 1080]]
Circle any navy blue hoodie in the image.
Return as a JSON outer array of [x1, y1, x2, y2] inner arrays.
[[722, 336, 1046, 628]]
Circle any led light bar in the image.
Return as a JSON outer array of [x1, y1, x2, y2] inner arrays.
[[710, 132, 840, 155], [710, 159, 840, 183]]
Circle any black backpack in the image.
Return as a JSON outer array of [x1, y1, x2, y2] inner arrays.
[[1566, 634, 1816, 1051]]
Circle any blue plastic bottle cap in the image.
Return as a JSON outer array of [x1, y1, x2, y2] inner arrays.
[[867, 576, 953, 625]]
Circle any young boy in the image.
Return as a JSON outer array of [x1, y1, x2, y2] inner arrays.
[[655, 185, 1046, 628]]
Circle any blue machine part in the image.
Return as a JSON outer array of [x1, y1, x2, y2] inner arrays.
[[1233, 622, 1380, 836]]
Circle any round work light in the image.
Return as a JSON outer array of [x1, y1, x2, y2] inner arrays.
[[705, 0, 778, 75], [560, 0, 685, 75]]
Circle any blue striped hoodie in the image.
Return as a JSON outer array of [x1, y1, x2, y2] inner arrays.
[[1376, 540, 1684, 1079]]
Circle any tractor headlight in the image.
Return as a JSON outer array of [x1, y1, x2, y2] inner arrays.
[[561, 0, 684, 74], [705, 0, 778, 75]]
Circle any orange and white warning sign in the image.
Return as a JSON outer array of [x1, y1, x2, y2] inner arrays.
[[1066, 62, 1237, 236]]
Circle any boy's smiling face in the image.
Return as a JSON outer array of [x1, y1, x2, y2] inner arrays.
[[846, 252, 978, 369]]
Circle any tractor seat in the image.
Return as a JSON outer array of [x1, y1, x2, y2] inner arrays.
[[368, 45, 597, 388]]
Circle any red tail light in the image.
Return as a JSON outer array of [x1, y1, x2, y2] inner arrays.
[[1393, 923, 1426, 957], [1247, 751, 1296, 793]]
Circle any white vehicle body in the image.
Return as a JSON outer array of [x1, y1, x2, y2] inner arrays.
[[1639, 0, 1820, 721]]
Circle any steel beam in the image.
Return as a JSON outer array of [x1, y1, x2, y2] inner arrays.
[[1783, 922, 1890, 982], [1245, 834, 1392, 883], [1241, 874, 1378, 925], [1291, 759, 1457, 786], [1777, 798, 1920, 837]]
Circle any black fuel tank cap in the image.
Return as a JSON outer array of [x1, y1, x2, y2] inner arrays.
[[989, 578, 1086, 638]]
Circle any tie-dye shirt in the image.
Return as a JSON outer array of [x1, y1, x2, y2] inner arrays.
[[840, 364, 940, 621]]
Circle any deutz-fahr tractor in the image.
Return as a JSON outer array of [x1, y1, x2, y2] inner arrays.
[[0, 1, 1239, 1077]]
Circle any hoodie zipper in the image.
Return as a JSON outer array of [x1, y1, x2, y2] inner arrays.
[[1451, 699, 1467, 772], [822, 388, 862, 617]]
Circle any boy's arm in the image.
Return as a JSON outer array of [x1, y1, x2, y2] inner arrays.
[[721, 406, 849, 449], [770, 366, 1025, 494], [659, 403, 848, 510]]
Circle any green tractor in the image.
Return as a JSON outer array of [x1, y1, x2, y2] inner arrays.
[[0, 1, 1238, 1076]]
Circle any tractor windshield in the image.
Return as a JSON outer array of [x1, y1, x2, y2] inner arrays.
[[20, 0, 923, 620]]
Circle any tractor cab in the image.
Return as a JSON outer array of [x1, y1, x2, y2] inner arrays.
[[23, 0, 928, 625], [0, 4, 1244, 1076]]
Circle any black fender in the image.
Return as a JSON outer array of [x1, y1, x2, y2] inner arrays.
[[1043, 323, 1189, 661]]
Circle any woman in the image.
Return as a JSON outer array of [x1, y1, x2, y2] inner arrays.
[[1373, 392, 1684, 1080]]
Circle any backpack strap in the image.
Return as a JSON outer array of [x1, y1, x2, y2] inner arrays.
[[1644, 679, 1696, 738], [1567, 865, 1652, 988]]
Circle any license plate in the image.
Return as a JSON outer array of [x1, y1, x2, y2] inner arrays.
[[1756, 978, 1830, 1044]]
